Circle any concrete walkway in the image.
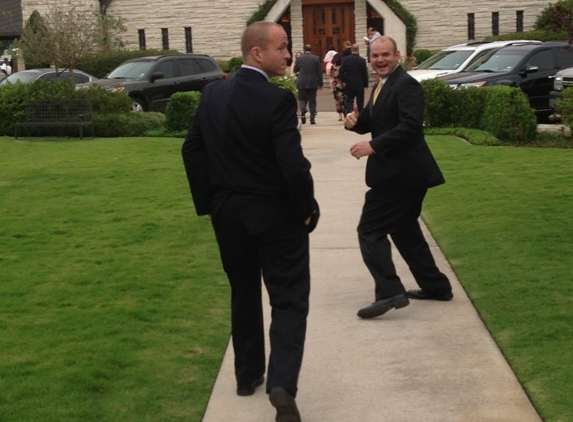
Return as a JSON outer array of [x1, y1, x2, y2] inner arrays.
[[201, 93, 542, 422]]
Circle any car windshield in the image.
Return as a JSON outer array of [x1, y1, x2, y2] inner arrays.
[[1, 72, 39, 84], [466, 50, 523, 73], [107, 61, 154, 79], [415, 50, 473, 70]]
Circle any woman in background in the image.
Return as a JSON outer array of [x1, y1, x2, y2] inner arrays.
[[329, 53, 345, 121]]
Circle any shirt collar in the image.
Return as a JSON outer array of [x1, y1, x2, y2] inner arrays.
[[241, 64, 269, 81]]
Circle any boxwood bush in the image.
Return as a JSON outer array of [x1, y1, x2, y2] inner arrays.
[[421, 78, 537, 144], [164, 91, 201, 133]]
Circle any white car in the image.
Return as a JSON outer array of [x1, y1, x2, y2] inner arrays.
[[408, 40, 542, 82]]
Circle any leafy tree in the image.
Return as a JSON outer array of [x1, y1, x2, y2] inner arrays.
[[18, 4, 126, 87], [534, 0, 573, 40]]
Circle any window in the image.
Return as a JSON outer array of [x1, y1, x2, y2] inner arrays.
[[185, 27, 193, 53], [492, 12, 499, 36], [526, 50, 554, 72], [467, 13, 475, 40], [516, 11, 524, 33], [179, 58, 201, 75], [138, 29, 146, 50], [155, 60, 176, 79], [161, 28, 169, 50]]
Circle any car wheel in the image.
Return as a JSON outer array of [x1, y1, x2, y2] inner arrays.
[[131, 97, 146, 112]]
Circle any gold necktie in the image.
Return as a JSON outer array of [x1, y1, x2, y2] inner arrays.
[[373, 81, 383, 104]]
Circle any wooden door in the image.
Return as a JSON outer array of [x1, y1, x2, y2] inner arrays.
[[302, 3, 355, 64]]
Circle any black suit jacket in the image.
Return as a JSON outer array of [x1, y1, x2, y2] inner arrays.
[[339, 54, 369, 90], [350, 65, 445, 191], [182, 67, 318, 234], [294, 52, 323, 89]]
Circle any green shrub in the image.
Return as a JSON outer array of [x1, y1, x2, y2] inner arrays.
[[413, 49, 435, 65], [420, 78, 457, 128], [75, 86, 132, 113], [424, 127, 502, 146], [555, 86, 573, 130], [455, 86, 488, 129], [270, 73, 297, 96], [480, 86, 537, 144], [226, 57, 243, 75], [164, 91, 201, 132], [93, 112, 165, 137], [484, 29, 567, 42]]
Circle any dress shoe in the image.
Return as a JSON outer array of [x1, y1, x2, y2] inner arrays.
[[310, 118, 316, 125], [301, 115, 306, 124], [406, 289, 453, 301], [269, 387, 301, 422], [357, 293, 409, 319], [237, 376, 264, 396]]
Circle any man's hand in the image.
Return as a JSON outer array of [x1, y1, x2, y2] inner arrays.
[[350, 141, 374, 159], [344, 104, 360, 129]]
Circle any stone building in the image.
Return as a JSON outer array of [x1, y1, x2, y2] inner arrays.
[[0, 0, 555, 62]]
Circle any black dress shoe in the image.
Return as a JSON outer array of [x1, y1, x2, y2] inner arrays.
[[310, 119, 316, 125], [301, 115, 306, 124], [237, 376, 264, 396], [406, 289, 453, 301], [357, 293, 409, 319], [269, 387, 301, 422]]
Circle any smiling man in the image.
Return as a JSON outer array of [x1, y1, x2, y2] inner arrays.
[[344, 35, 453, 319]]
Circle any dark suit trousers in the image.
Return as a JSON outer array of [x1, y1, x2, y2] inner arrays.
[[344, 87, 365, 114], [298, 88, 318, 116], [357, 189, 451, 300], [212, 197, 310, 398]]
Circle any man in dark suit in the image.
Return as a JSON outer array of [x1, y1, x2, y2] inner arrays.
[[294, 44, 323, 125], [182, 21, 319, 422], [344, 35, 452, 319], [339, 44, 369, 114]]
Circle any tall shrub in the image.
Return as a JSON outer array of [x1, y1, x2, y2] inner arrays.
[[480, 86, 537, 144], [164, 91, 201, 132], [420, 78, 457, 128]]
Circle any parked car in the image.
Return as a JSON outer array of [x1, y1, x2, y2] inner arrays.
[[438, 41, 573, 119], [408, 40, 542, 82], [0, 68, 98, 85], [79, 54, 226, 112], [548, 66, 573, 110]]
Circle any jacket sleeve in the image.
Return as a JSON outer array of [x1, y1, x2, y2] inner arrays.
[[181, 104, 213, 216]]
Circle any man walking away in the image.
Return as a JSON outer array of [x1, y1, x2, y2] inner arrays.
[[294, 44, 323, 125]]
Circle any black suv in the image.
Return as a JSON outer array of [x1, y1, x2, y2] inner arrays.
[[84, 54, 226, 112], [438, 41, 573, 119]]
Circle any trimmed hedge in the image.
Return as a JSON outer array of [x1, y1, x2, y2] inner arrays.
[[164, 91, 201, 132], [421, 78, 537, 144]]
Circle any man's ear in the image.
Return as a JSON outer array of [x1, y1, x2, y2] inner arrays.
[[250, 46, 263, 64]]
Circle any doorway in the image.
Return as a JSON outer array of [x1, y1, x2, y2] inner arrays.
[[302, 2, 355, 62]]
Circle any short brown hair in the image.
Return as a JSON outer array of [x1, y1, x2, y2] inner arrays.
[[241, 21, 282, 57]]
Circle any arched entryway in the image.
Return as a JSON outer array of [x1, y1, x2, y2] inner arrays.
[[301, 0, 355, 60]]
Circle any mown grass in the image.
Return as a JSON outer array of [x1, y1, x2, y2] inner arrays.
[[0, 135, 571, 421], [0, 137, 230, 422], [423, 136, 572, 422]]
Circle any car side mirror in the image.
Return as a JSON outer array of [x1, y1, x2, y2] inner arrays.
[[523, 66, 539, 74], [150, 72, 165, 82]]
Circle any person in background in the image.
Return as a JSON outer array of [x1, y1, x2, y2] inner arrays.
[[290, 50, 303, 75], [342, 40, 353, 57], [329, 53, 345, 121], [294, 44, 323, 125], [339, 44, 369, 114], [182, 21, 320, 422], [0, 58, 12, 76], [344, 35, 453, 320], [323, 45, 337, 65]]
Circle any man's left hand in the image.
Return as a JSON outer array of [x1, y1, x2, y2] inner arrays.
[[350, 141, 374, 159]]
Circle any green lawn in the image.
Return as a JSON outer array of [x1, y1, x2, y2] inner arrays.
[[0, 135, 571, 422]]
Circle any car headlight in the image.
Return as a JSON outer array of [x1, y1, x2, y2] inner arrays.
[[553, 73, 563, 91], [107, 86, 125, 93]]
